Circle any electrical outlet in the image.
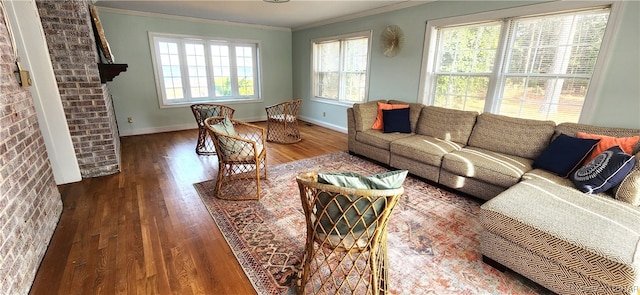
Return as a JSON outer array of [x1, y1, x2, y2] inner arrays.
[[127, 117, 133, 123], [323, 112, 326, 117]]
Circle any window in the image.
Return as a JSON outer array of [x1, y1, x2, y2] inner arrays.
[[420, 2, 620, 123], [150, 33, 261, 107], [312, 31, 371, 104]]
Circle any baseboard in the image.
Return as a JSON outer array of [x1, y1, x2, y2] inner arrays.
[[298, 115, 347, 134], [119, 123, 196, 137], [119, 115, 267, 137], [119, 115, 345, 137]]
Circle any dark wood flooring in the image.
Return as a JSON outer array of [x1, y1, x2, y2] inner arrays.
[[30, 121, 347, 295]]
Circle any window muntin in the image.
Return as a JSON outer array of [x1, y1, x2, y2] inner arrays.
[[422, 5, 613, 124], [150, 33, 261, 107], [312, 31, 371, 104]]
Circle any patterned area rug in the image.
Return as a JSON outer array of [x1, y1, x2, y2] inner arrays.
[[194, 151, 551, 295]]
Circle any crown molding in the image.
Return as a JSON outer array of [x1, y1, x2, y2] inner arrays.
[[293, 1, 432, 31], [95, 6, 292, 32]]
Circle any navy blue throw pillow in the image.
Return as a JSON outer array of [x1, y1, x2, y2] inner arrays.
[[570, 146, 636, 194], [533, 134, 600, 177], [382, 108, 411, 133]]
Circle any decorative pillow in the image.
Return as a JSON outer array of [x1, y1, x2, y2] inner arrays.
[[577, 132, 639, 165], [532, 134, 600, 177], [315, 170, 408, 237], [382, 108, 411, 133], [318, 170, 408, 190], [209, 117, 240, 155], [371, 102, 409, 130], [570, 146, 636, 194]]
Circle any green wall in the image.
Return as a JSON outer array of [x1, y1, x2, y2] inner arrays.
[[293, 1, 640, 130], [100, 1, 639, 135], [98, 10, 293, 136]]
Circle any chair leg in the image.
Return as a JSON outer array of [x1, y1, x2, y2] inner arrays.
[[262, 155, 267, 179], [215, 163, 226, 198], [255, 163, 261, 200], [195, 126, 206, 155], [196, 126, 217, 155]]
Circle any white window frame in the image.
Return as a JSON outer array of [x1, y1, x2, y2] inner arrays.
[[418, 1, 624, 123], [310, 30, 372, 106], [149, 32, 263, 108]]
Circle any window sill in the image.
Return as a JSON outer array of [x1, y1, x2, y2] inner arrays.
[[311, 97, 359, 108]]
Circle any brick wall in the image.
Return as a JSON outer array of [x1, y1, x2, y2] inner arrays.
[[0, 11, 63, 295], [36, 0, 121, 177]]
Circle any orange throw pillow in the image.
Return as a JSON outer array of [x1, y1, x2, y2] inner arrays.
[[577, 132, 639, 164], [371, 102, 409, 130]]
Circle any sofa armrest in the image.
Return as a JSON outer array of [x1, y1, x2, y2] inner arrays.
[[347, 108, 357, 143]]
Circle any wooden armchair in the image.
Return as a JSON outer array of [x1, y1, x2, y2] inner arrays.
[[205, 117, 267, 200], [190, 104, 235, 155], [295, 172, 404, 294], [265, 99, 302, 144]]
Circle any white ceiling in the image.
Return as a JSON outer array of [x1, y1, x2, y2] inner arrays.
[[94, 0, 430, 30]]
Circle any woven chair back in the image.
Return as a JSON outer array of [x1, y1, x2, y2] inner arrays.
[[204, 117, 267, 200], [265, 99, 302, 143], [190, 104, 235, 155], [296, 172, 403, 294]]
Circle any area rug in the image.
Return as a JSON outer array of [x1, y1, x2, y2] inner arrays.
[[194, 151, 551, 295]]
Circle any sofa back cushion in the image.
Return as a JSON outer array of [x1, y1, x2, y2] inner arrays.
[[468, 113, 556, 159], [415, 106, 478, 145], [388, 100, 424, 132], [554, 123, 640, 154], [616, 153, 640, 206], [353, 100, 386, 132]]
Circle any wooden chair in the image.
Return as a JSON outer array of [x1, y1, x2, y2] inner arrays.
[[205, 117, 267, 200], [295, 172, 404, 294], [265, 99, 302, 144], [191, 104, 235, 155]]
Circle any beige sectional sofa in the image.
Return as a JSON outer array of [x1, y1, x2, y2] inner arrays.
[[347, 100, 640, 295]]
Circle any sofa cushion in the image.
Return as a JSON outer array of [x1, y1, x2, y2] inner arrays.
[[371, 102, 409, 130], [467, 113, 555, 159], [415, 106, 478, 145], [382, 108, 411, 133], [441, 146, 533, 188], [353, 100, 386, 132], [390, 135, 464, 167], [522, 168, 618, 199], [355, 129, 413, 150], [570, 146, 636, 194], [388, 100, 424, 132], [522, 169, 575, 187], [481, 179, 640, 288], [532, 134, 600, 177]]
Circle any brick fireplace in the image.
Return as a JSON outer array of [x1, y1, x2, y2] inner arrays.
[[36, 0, 121, 178]]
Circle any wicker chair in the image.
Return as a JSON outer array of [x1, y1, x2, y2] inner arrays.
[[265, 99, 302, 144], [205, 117, 267, 200], [295, 172, 404, 295], [191, 104, 235, 155]]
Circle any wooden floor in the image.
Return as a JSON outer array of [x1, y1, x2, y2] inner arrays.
[[30, 121, 347, 295]]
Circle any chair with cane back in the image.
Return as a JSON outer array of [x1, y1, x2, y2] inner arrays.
[[191, 104, 235, 155], [295, 171, 405, 294], [205, 116, 267, 200]]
